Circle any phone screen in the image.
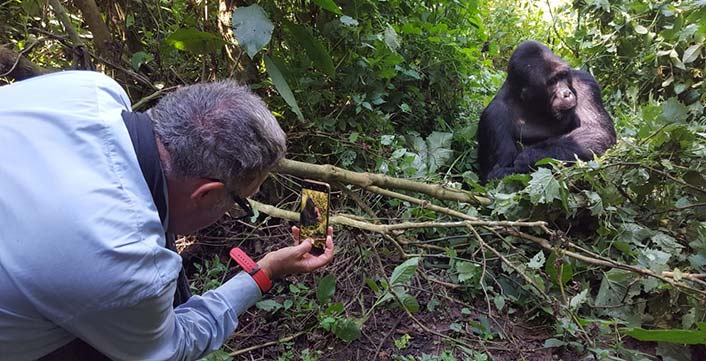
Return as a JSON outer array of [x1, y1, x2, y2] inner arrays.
[[299, 181, 330, 253]]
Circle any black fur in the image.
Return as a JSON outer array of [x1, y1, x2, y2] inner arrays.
[[477, 41, 616, 182]]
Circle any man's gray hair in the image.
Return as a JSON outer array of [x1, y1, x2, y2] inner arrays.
[[149, 81, 287, 184]]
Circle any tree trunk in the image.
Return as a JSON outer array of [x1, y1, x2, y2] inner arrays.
[[72, 0, 120, 63], [0, 46, 49, 82]]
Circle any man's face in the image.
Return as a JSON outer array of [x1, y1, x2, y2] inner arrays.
[[167, 171, 269, 235]]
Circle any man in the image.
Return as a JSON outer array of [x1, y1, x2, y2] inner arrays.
[[0, 71, 334, 360]]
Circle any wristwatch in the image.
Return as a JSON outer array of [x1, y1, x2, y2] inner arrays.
[[229, 247, 272, 293]]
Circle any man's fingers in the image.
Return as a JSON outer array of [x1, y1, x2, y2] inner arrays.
[[295, 238, 313, 255], [292, 226, 300, 245], [322, 233, 334, 261]]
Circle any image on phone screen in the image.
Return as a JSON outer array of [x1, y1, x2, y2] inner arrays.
[[299, 180, 330, 254]]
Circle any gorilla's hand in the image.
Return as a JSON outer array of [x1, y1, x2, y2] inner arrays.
[[512, 150, 537, 174], [487, 166, 515, 181]]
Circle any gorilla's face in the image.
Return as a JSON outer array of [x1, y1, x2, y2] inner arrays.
[[510, 42, 578, 117], [547, 69, 577, 113]]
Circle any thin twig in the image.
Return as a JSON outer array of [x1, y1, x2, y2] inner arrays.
[[132, 86, 179, 110], [228, 326, 312, 356]]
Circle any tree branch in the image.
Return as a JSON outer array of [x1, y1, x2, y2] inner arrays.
[[276, 158, 491, 205]]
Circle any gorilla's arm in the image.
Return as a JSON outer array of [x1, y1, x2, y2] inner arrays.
[[478, 94, 521, 181]]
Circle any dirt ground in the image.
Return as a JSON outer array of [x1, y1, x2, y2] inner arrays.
[[180, 215, 705, 361]]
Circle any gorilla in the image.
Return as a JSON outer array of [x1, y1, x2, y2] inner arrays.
[[477, 40, 616, 182]]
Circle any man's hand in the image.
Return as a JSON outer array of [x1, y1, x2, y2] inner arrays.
[[257, 226, 334, 279]]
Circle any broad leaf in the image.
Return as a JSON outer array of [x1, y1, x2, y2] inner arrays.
[[624, 323, 706, 345], [634, 24, 649, 34], [527, 251, 546, 269], [456, 261, 480, 283], [130, 51, 154, 71], [384, 25, 400, 51], [397, 291, 420, 313], [660, 97, 688, 123], [164, 29, 225, 54], [545, 253, 574, 286], [333, 318, 361, 342], [287, 23, 336, 78], [406, 132, 453, 176], [569, 288, 589, 310], [264, 55, 304, 121], [526, 168, 562, 205], [255, 299, 282, 312], [390, 257, 420, 286], [198, 350, 234, 361], [340, 16, 359, 26], [544, 338, 567, 348], [312, 0, 343, 15], [493, 295, 506, 311], [232, 4, 274, 58], [682, 44, 702, 64], [316, 274, 336, 304]]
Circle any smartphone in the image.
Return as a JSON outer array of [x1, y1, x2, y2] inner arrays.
[[299, 179, 330, 255]]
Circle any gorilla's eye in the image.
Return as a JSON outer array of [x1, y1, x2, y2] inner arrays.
[[548, 71, 570, 85]]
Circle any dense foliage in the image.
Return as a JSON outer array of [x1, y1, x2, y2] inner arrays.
[[1, 0, 705, 359]]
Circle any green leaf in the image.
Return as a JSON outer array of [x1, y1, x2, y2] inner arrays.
[[264, 55, 304, 122], [384, 25, 400, 51], [21, 0, 43, 17], [312, 0, 343, 15], [130, 51, 154, 71], [286, 23, 336, 78], [396, 291, 420, 313], [569, 289, 589, 310], [634, 24, 649, 34], [682, 44, 702, 64], [198, 350, 234, 361], [545, 253, 574, 286], [333, 318, 361, 342], [390, 257, 420, 286], [340, 16, 359, 27], [325, 302, 344, 315], [660, 97, 688, 123], [543, 338, 567, 348], [583, 190, 604, 216], [231, 4, 274, 58], [164, 28, 225, 54], [316, 274, 336, 304], [526, 168, 562, 205], [255, 299, 282, 312], [623, 323, 706, 345], [493, 295, 505, 311], [320, 316, 335, 331], [456, 261, 480, 283], [528, 251, 546, 269], [365, 277, 380, 293], [407, 132, 454, 176]]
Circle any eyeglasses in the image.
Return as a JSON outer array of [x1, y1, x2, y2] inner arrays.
[[207, 178, 254, 220]]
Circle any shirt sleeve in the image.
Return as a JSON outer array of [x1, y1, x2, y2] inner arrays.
[[59, 272, 262, 361]]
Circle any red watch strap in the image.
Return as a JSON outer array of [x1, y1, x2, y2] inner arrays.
[[229, 247, 272, 293]]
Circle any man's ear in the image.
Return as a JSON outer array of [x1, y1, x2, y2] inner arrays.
[[190, 180, 224, 206]]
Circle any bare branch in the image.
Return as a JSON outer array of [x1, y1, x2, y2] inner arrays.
[[276, 158, 491, 205]]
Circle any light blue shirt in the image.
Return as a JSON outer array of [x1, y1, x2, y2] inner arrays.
[[0, 71, 262, 360]]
